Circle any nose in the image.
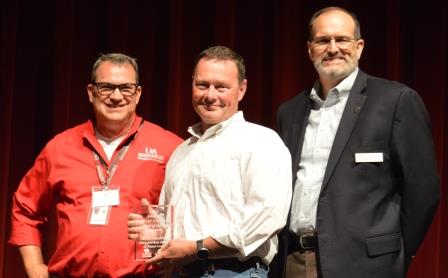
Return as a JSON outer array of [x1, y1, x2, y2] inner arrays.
[[109, 88, 124, 101], [207, 86, 218, 98], [327, 39, 339, 54], [204, 86, 218, 104]]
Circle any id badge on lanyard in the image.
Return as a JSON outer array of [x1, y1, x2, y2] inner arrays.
[[88, 120, 143, 225], [88, 136, 132, 225], [89, 185, 120, 225]]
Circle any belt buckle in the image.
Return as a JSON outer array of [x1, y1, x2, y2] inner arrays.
[[299, 235, 307, 250], [299, 235, 313, 250]]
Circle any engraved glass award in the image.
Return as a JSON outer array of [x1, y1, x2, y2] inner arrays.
[[134, 205, 174, 261]]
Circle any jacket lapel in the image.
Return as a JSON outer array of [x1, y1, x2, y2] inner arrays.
[[321, 71, 368, 191], [290, 93, 312, 184]]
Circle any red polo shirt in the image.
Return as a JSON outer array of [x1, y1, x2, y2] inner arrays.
[[9, 116, 182, 277]]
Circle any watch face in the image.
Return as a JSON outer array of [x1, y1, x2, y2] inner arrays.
[[197, 248, 209, 260]]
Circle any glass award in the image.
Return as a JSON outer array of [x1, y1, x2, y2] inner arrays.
[[134, 205, 174, 261]]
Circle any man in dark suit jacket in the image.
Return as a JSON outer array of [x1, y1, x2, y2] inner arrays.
[[272, 6, 440, 278]]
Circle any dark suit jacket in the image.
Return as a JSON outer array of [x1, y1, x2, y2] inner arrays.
[[271, 70, 440, 278]]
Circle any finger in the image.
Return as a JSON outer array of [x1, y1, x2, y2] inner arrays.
[[128, 226, 145, 239], [127, 218, 146, 240], [145, 253, 163, 265], [141, 198, 158, 217], [128, 218, 146, 228], [141, 198, 151, 207], [128, 213, 144, 221], [128, 225, 145, 232], [128, 233, 140, 240], [158, 242, 169, 251]]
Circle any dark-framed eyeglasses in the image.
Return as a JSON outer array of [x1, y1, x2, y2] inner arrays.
[[92, 82, 139, 97], [311, 36, 357, 50]]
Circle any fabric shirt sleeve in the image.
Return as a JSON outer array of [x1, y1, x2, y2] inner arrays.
[[391, 88, 440, 259], [9, 147, 54, 247]]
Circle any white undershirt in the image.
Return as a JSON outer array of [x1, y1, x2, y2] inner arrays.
[[95, 132, 126, 160]]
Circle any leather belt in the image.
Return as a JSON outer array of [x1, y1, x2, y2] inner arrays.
[[289, 232, 318, 253], [179, 257, 267, 276]]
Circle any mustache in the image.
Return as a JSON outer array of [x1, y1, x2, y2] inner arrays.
[[321, 54, 346, 61]]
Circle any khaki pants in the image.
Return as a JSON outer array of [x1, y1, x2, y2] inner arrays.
[[285, 251, 318, 278]]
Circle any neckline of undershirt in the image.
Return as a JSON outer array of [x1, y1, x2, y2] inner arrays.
[[95, 131, 126, 161]]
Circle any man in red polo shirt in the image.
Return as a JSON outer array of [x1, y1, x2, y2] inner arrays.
[[9, 53, 182, 277]]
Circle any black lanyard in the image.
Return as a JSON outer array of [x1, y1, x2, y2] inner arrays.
[[92, 119, 144, 188]]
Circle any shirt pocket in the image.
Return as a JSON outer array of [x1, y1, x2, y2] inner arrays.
[[194, 151, 242, 203]]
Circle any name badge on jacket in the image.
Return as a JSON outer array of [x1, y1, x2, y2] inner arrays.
[[355, 152, 384, 163]]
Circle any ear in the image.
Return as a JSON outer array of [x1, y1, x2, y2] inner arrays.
[[355, 39, 365, 59], [238, 79, 247, 101], [135, 86, 142, 105], [87, 84, 95, 103], [307, 41, 313, 61]]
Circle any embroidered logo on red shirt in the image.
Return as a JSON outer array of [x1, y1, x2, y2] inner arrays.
[[138, 147, 164, 163]]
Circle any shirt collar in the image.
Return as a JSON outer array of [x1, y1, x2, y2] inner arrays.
[[188, 111, 244, 140], [310, 67, 359, 108]]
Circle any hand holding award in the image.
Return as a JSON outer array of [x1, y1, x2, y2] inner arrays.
[[128, 199, 173, 261]]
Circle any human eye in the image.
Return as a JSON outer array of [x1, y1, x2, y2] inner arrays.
[[195, 82, 209, 90], [97, 83, 114, 93], [119, 84, 134, 94], [215, 84, 228, 92], [314, 37, 330, 46], [335, 37, 354, 47], [337, 36, 352, 43]]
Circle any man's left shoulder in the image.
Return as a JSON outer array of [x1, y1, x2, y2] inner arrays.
[[241, 121, 285, 145], [364, 73, 414, 95], [243, 121, 277, 135]]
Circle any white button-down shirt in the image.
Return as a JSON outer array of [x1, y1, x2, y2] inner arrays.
[[289, 68, 359, 234], [160, 111, 292, 264]]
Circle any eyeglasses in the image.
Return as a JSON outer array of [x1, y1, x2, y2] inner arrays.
[[311, 36, 357, 50], [93, 82, 139, 97]]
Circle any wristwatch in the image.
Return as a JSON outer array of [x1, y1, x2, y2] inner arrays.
[[196, 239, 209, 260]]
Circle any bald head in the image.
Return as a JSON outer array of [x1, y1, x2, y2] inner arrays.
[[308, 7, 361, 41]]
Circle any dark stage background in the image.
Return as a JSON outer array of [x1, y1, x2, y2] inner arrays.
[[1, 0, 446, 277]]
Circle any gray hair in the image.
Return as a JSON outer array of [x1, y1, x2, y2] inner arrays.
[[91, 53, 139, 83], [308, 7, 362, 41]]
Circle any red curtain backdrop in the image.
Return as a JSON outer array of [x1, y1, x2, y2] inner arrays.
[[1, 0, 446, 277]]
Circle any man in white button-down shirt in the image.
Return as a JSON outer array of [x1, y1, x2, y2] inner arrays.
[[129, 46, 292, 277], [272, 6, 440, 278]]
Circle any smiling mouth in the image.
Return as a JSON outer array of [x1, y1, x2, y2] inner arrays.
[[323, 56, 345, 62], [203, 106, 217, 111], [321, 58, 346, 67], [203, 103, 222, 109], [105, 104, 126, 109]]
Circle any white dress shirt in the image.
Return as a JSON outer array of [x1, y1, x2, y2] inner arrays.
[[289, 68, 359, 234], [159, 111, 292, 264]]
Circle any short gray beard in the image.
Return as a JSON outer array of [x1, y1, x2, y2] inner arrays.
[[314, 57, 358, 81]]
